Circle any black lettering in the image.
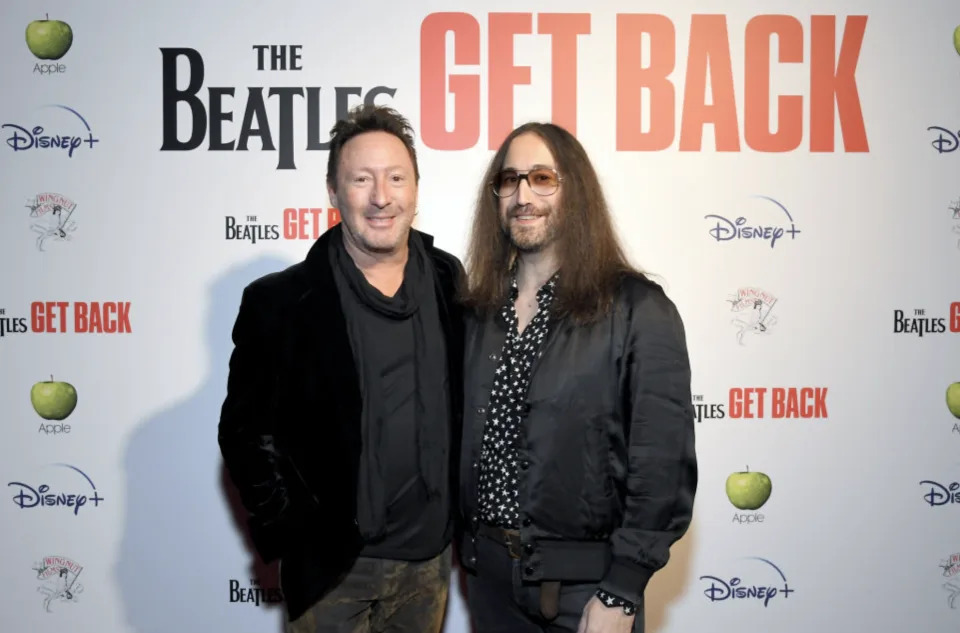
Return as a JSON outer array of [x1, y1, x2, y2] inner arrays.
[[269, 88, 304, 170], [236, 89, 274, 152], [230, 579, 241, 602], [208, 87, 236, 150], [306, 87, 329, 150], [160, 48, 206, 150], [225, 217, 238, 239]]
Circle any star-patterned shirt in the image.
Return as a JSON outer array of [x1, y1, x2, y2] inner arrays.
[[477, 273, 557, 527], [476, 271, 637, 616]]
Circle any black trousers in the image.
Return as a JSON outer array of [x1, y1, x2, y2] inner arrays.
[[464, 532, 641, 633]]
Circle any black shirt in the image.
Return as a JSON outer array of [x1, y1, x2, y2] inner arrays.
[[332, 248, 450, 561], [477, 274, 556, 527]]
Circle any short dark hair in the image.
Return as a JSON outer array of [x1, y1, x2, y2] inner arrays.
[[325, 104, 420, 190]]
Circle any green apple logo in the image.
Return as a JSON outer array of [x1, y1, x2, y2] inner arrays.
[[947, 383, 960, 419], [954, 25, 960, 57], [25, 14, 73, 60], [30, 375, 78, 420], [725, 467, 772, 510]]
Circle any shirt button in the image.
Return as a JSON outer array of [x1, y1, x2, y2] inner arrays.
[[469, 556, 477, 565], [523, 543, 534, 555], [520, 460, 530, 471], [489, 353, 498, 361], [524, 566, 534, 576], [477, 407, 486, 415], [472, 461, 478, 469], [522, 517, 532, 527]]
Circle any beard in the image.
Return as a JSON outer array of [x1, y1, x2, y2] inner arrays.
[[501, 205, 561, 253]]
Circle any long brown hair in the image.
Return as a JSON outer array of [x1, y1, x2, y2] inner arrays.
[[462, 122, 647, 324]]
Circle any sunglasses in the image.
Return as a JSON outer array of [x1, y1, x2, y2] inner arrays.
[[490, 168, 562, 198]]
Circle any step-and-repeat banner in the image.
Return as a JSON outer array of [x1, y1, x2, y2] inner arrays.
[[2, 1, 959, 631]]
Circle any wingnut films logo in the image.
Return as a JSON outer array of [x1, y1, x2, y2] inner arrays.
[[161, 45, 396, 170], [8, 464, 104, 515], [704, 196, 801, 248], [941, 552, 960, 609], [3, 105, 99, 157], [28, 193, 77, 250], [727, 287, 778, 345], [32, 556, 83, 612], [892, 303, 960, 336], [226, 207, 341, 243], [699, 557, 795, 607]]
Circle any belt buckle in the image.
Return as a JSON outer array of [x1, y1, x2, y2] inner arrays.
[[505, 532, 521, 559]]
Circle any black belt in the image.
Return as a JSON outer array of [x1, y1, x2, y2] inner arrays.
[[478, 522, 523, 559]]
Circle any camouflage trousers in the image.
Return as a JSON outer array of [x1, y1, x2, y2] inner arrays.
[[286, 545, 451, 633]]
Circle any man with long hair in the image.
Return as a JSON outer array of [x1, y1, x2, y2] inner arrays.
[[219, 105, 463, 633], [457, 122, 697, 633]]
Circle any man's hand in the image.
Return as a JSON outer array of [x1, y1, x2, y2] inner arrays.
[[576, 596, 635, 633]]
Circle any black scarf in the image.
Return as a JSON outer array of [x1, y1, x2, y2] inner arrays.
[[329, 226, 448, 541]]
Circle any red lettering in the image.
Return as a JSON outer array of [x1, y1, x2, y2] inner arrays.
[[327, 208, 341, 229], [729, 388, 743, 418], [118, 302, 132, 333], [420, 13, 481, 150], [30, 302, 44, 332], [772, 388, 784, 418], [810, 15, 868, 151], [950, 302, 960, 333], [680, 15, 739, 151], [814, 387, 828, 417], [616, 14, 675, 150], [744, 16, 803, 151], [283, 208, 297, 239], [74, 302, 89, 333], [89, 302, 103, 333], [104, 302, 117, 334], [538, 13, 590, 136], [489, 13, 533, 149]]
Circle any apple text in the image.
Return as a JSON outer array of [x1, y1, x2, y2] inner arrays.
[[732, 512, 764, 524], [33, 63, 66, 75], [38, 423, 70, 435]]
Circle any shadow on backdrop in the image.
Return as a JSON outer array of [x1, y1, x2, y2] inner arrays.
[[115, 256, 292, 633]]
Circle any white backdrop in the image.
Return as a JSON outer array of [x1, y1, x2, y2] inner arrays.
[[2, 1, 960, 631]]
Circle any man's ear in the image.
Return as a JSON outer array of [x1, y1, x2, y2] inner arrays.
[[327, 183, 338, 209]]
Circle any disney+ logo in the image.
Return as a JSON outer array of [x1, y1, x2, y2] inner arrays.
[[704, 196, 801, 249], [8, 464, 104, 515], [699, 557, 795, 607], [920, 479, 960, 506], [2, 105, 99, 157]]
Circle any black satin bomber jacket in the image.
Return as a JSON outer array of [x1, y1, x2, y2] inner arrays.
[[458, 273, 698, 611]]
